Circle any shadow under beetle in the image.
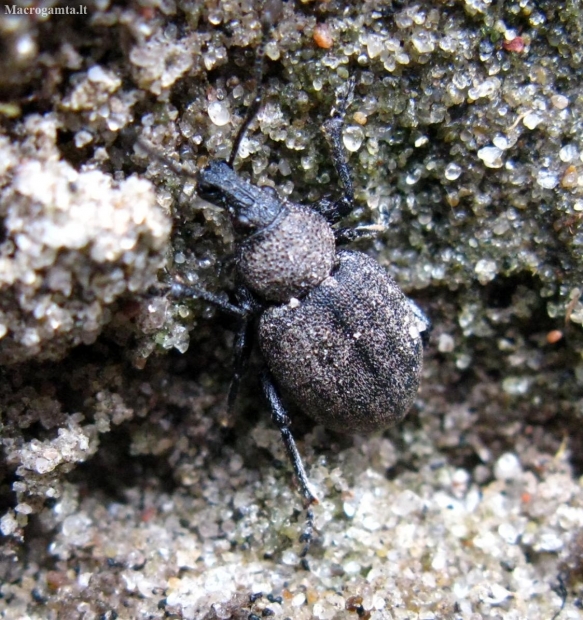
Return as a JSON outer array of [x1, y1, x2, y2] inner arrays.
[[145, 0, 430, 557]]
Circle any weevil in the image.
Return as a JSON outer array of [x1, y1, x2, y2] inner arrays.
[[143, 0, 430, 556]]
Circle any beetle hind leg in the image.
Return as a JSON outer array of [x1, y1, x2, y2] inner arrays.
[[260, 371, 319, 560], [260, 371, 319, 505]]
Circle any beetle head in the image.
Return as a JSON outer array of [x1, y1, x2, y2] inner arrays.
[[198, 160, 283, 234]]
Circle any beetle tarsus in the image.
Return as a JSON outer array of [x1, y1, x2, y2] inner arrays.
[[298, 506, 315, 560]]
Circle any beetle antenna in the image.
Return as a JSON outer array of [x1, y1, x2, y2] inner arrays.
[[228, 0, 282, 167], [134, 138, 199, 182]]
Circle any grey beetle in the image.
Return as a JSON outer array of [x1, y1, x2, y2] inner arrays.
[[146, 0, 429, 555], [186, 77, 430, 496]]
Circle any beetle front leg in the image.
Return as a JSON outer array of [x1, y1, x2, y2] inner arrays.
[[167, 281, 248, 318], [318, 77, 356, 223]]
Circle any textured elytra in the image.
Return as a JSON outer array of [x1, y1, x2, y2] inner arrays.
[[259, 250, 425, 434], [237, 204, 336, 303]]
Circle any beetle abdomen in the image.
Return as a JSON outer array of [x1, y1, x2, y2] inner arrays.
[[259, 250, 426, 433]]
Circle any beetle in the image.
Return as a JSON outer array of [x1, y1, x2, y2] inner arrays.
[[143, 0, 430, 555]]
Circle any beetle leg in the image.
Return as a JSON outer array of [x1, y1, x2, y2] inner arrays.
[[260, 371, 319, 506], [299, 506, 315, 564], [407, 298, 432, 347], [320, 77, 356, 221], [227, 317, 253, 414], [167, 281, 247, 318], [167, 281, 261, 413], [260, 371, 318, 560], [227, 286, 259, 414], [311, 196, 348, 225], [334, 224, 385, 244]]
